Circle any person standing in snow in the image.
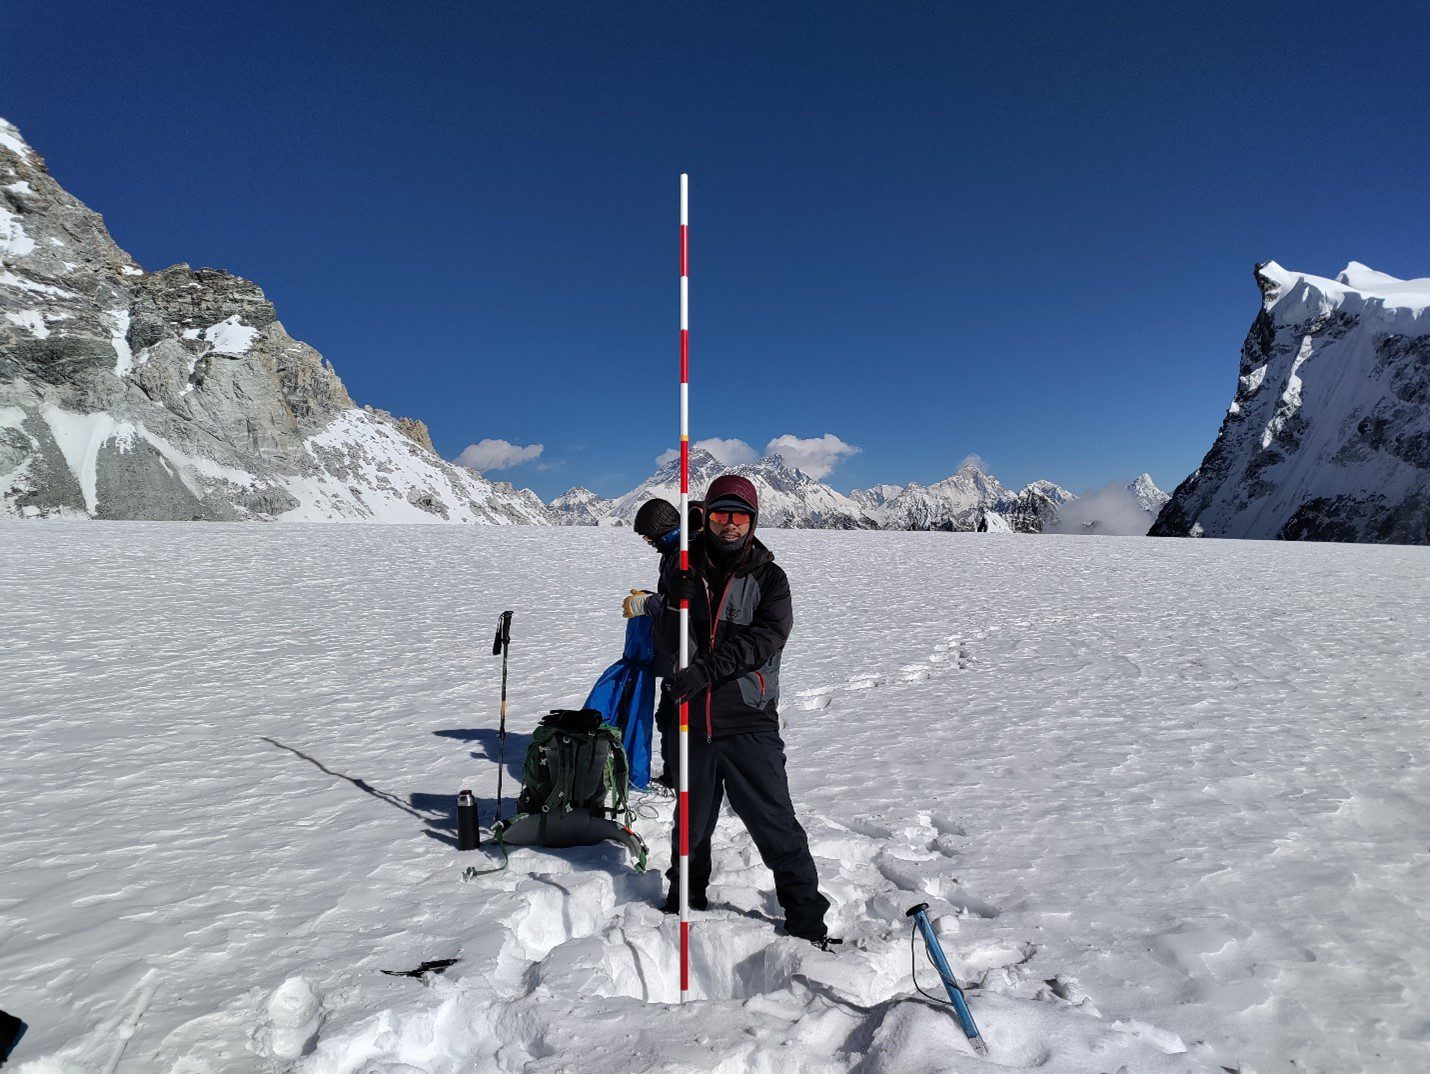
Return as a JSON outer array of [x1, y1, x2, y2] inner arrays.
[[624, 497, 687, 790], [624, 475, 834, 946]]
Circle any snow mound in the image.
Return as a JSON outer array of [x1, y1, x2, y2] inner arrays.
[[264, 977, 326, 1060]]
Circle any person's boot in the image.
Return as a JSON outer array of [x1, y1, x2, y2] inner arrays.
[[783, 918, 842, 950], [660, 890, 708, 914]]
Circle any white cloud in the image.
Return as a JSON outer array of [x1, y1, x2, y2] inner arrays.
[[455, 439, 544, 472], [762, 433, 861, 479], [656, 437, 759, 467], [956, 453, 988, 474], [1047, 482, 1156, 537]]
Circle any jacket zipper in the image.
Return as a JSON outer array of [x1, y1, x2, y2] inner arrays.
[[754, 670, 765, 702], [705, 575, 734, 742]]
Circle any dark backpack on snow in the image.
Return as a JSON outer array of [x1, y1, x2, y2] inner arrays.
[[484, 709, 648, 872]]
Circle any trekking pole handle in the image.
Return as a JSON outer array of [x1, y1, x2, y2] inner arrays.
[[492, 610, 513, 656]]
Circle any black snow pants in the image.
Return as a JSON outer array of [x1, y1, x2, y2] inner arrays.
[[665, 729, 830, 939], [655, 691, 676, 782]]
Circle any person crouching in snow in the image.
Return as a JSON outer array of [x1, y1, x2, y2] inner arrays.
[[624, 497, 686, 791], [625, 497, 707, 790], [625, 475, 835, 947]]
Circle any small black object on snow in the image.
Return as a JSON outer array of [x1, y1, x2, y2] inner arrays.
[[380, 959, 461, 979], [0, 1009, 27, 1065]]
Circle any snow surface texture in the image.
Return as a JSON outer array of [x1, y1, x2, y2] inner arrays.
[[2, 526, 1426, 1073], [1152, 263, 1429, 544]]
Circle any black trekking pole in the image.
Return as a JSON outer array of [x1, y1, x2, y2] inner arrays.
[[492, 610, 514, 822]]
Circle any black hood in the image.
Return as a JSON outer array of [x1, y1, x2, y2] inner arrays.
[[696, 531, 772, 577]]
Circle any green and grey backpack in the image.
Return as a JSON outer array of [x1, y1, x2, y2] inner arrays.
[[473, 709, 648, 876]]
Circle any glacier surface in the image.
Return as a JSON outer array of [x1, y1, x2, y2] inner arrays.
[[1, 526, 1426, 1072]]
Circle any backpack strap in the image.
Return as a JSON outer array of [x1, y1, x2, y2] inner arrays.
[[604, 725, 631, 819], [570, 736, 601, 809], [615, 823, 649, 872], [545, 734, 575, 813], [462, 820, 513, 878]]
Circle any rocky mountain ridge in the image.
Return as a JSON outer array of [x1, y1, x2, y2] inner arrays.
[[1151, 262, 1428, 544], [0, 117, 550, 523]]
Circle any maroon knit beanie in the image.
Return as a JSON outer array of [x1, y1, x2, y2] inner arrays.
[[704, 474, 758, 516]]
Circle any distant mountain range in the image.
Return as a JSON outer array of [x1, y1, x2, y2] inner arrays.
[[548, 447, 1165, 535]]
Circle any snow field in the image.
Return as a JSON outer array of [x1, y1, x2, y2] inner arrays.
[[0, 524, 1426, 1072]]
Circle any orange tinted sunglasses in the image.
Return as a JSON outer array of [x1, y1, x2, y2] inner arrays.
[[708, 510, 751, 525]]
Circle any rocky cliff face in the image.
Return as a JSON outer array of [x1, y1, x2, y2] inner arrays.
[[1151, 263, 1429, 544], [0, 118, 550, 524]]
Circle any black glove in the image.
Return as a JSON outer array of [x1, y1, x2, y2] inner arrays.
[[668, 568, 699, 605], [664, 663, 710, 704]]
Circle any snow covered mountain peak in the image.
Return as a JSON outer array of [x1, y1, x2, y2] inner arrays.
[[551, 448, 1094, 534], [929, 463, 1006, 499], [0, 117, 34, 161], [550, 485, 615, 526], [1153, 262, 1429, 544], [1129, 473, 1168, 513], [1256, 261, 1430, 317]]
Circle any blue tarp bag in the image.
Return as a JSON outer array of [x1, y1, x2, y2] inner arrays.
[[583, 616, 655, 790]]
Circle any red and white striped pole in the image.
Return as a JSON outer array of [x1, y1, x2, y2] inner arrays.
[[677, 172, 692, 1003]]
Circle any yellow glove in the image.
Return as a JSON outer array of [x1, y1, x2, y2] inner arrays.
[[622, 589, 654, 618]]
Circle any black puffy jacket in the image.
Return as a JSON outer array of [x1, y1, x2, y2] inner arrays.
[[649, 533, 793, 739]]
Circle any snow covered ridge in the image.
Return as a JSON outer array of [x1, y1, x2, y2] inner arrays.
[[0, 117, 550, 523], [1152, 262, 1429, 545]]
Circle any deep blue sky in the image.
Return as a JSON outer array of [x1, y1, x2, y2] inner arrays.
[[6, 2, 1427, 498]]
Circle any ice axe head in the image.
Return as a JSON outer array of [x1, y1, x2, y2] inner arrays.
[[492, 610, 513, 656], [905, 902, 930, 918]]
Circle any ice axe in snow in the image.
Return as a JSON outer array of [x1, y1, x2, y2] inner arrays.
[[492, 610, 514, 822], [907, 902, 988, 1056]]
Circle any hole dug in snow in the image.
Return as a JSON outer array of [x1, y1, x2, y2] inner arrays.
[[529, 915, 803, 1005]]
